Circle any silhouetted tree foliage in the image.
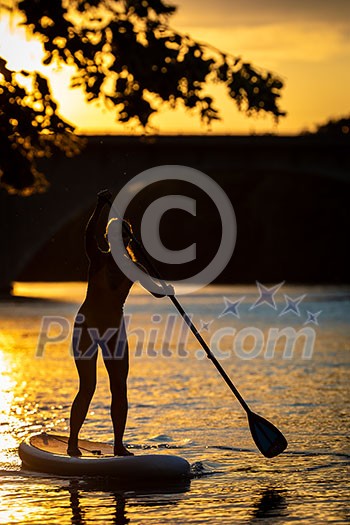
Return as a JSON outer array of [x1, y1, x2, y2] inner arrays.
[[314, 116, 350, 137], [1, 0, 286, 195], [0, 57, 81, 195]]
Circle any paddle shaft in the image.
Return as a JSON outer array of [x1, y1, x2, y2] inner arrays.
[[169, 294, 250, 413], [110, 206, 251, 414]]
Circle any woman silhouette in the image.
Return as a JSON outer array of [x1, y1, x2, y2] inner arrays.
[[68, 189, 173, 456]]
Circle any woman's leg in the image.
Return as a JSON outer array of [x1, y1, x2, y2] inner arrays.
[[103, 320, 133, 456], [68, 323, 97, 456]]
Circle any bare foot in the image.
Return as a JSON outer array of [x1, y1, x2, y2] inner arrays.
[[114, 445, 134, 456], [67, 440, 82, 457]]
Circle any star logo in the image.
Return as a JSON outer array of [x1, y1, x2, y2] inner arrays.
[[249, 281, 285, 311], [304, 310, 322, 325], [279, 294, 306, 317], [199, 319, 213, 332], [218, 296, 245, 319]]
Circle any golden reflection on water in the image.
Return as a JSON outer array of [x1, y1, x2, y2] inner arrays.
[[13, 282, 86, 303], [0, 349, 18, 463], [0, 283, 349, 524]]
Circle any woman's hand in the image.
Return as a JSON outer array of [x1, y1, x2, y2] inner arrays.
[[162, 283, 175, 296], [97, 189, 112, 204]]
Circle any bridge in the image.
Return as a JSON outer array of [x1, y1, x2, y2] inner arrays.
[[1, 134, 349, 294]]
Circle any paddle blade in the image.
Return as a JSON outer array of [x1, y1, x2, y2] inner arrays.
[[248, 412, 288, 458]]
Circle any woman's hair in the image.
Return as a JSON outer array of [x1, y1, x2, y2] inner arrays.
[[105, 218, 137, 262]]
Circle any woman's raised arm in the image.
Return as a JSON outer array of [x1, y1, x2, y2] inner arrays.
[[85, 190, 112, 260]]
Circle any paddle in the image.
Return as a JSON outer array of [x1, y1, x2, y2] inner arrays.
[[109, 204, 288, 458]]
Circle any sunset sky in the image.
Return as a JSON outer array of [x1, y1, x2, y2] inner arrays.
[[0, 0, 349, 134]]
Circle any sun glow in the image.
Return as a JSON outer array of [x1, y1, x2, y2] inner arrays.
[[0, 13, 44, 71], [0, 348, 18, 461], [1, 4, 349, 134], [0, 11, 81, 125]]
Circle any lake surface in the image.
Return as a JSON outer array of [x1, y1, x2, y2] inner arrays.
[[0, 282, 349, 524]]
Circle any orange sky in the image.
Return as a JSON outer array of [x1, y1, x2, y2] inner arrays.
[[0, 0, 349, 134]]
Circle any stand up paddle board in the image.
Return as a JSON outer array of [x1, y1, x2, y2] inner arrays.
[[19, 433, 191, 480]]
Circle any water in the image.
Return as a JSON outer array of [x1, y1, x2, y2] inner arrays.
[[0, 283, 349, 524]]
